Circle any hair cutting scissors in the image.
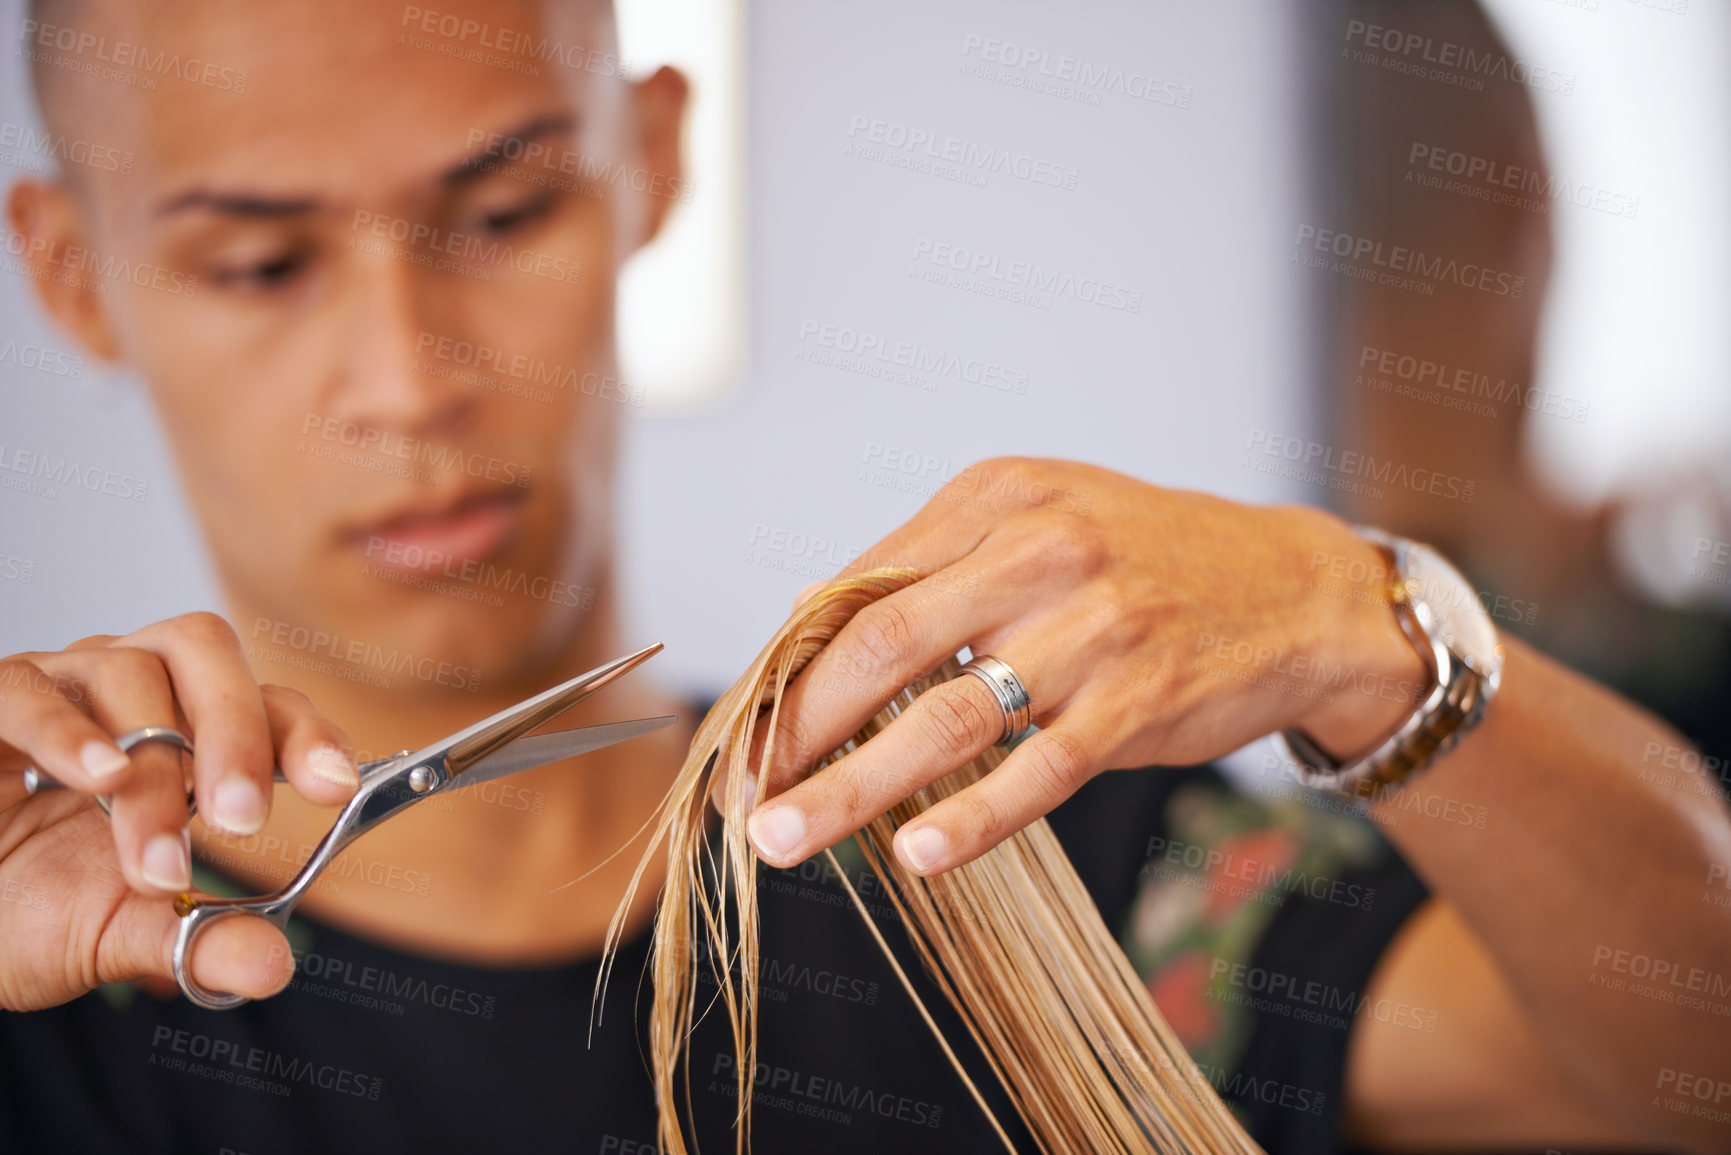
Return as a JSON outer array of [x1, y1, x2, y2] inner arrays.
[[22, 643, 674, 1010]]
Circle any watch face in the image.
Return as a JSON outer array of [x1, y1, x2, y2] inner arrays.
[[1403, 544, 1503, 678]]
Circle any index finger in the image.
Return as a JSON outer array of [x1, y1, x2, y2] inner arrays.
[[756, 553, 1001, 805], [746, 461, 1030, 804], [118, 613, 277, 836], [831, 468, 994, 587]]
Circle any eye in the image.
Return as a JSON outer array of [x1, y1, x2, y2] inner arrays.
[[209, 249, 309, 291], [476, 190, 556, 235]]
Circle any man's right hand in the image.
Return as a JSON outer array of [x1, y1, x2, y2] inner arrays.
[[0, 612, 360, 1011]]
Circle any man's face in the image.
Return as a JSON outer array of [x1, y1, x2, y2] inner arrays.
[[15, 0, 680, 688]]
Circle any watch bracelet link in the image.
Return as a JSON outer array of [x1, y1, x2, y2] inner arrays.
[[1286, 663, 1483, 802], [1276, 530, 1499, 801]]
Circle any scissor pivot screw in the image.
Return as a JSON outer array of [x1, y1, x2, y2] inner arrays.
[[408, 765, 437, 794]]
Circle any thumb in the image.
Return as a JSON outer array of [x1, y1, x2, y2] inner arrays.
[[101, 895, 297, 1001]]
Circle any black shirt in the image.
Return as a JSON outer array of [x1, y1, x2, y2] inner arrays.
[[0, 763, 1427, 1154]]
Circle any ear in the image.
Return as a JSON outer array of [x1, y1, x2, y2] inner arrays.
[[6, 179, 123, 363], [627, 64, 690, 251]]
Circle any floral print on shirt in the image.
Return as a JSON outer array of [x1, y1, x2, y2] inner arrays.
[[1119, 779, 1390, 1077]]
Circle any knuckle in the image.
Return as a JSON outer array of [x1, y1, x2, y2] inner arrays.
[[1080, 575, 1137, 639], [0, 657, 47, 704], [266, 685, 344, 743], [991, 457, 1042, 506], [174, 611, 239, 649], [103, 646, 167, 690], [828, 763, 884, 821], [0, 655, 41, 681], [847, 601, 921, 677], [940, 456, 1017, 499], [1028, 517, 1110, 579], [1021, 729, 1090, 799], [956, 788, 1014, 846], [917, 689, 995, 756], [979, 453, 1028, 477], [933, 470, 969, 502], [768, 710, 819, 781], [0, 656, 101, 714], [261, 683, 314, 712]]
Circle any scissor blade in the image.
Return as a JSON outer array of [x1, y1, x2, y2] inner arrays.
[[450, 715, 677, 790], [439, 643, 663, 776]]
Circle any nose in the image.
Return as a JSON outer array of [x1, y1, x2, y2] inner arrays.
[[325, 234, 474, 435]]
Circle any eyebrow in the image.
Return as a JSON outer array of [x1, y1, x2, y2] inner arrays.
[[152, 112, 579, 218], [155, 190, 318, 219], [442, 112, 577, 185]]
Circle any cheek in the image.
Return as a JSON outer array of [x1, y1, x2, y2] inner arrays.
[[518, 210, 617, 343], [451, 207, 619, 383], [463, 207, 625, 442], [532, 394, 622, 495], [147, 387, 303, 563], [139, 353, 331, 558]]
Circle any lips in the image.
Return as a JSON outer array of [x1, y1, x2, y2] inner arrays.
[[346, 488, 525, 572]]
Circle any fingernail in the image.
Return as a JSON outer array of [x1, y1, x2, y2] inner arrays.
[[141, 832, 191, 891], [211, 775, 267, 835], [80, 740, 129, 781], [899, 826, 947, 874], [791, 581, 825, 612], [308, 743, 360, 788], [739, 770, 759, 810], [747, 805, 805, 863]]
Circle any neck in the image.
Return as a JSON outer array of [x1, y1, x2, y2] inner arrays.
[[200, 586, 696, 966]]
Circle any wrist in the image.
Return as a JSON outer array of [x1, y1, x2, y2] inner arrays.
[[1295, 525, 1432, 760]]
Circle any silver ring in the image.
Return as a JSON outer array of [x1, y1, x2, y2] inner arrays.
[[955, 655, 1033, 745], [96, 727, 195, 817]]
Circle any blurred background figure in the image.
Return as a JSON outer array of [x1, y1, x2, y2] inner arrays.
[[1326, 0, 1731, 761]]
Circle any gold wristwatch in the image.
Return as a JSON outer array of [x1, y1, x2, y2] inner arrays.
[[1274, 528, 1504, 800]]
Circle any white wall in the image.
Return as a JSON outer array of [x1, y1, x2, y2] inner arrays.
[[617, 0, 1319, 693], [0, 0, 1318, 696], [1479, 0, 1731, 510]]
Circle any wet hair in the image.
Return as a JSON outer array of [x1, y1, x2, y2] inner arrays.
[[608, 569, 1262, 1154]]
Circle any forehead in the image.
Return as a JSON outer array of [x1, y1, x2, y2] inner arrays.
[[47, 0, 602, 211]]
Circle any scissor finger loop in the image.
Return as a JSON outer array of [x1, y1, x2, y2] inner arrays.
[[172, 895, 296, 1011], [19, 644, 673, 1011]]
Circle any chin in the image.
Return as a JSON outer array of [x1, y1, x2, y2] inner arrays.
[[414, 593, 587, 688]]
